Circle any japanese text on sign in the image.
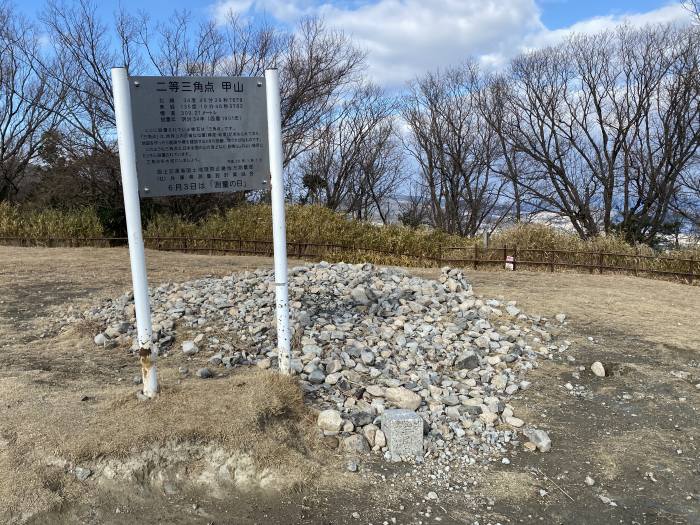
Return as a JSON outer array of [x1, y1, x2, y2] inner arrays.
[[129, 76, 269, 197]]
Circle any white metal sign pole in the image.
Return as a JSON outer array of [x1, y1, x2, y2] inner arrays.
[[265, 68, 291, 375], [111, 67, 159, 397]]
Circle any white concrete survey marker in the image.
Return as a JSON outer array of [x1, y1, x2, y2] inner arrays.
[[112, 68, 291, 399], [383, 409, 424, 459]]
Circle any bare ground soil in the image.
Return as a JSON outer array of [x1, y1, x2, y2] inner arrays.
[[0, 246, 699, 524]]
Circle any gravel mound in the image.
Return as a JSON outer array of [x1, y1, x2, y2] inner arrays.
[[77, 262, 568, 462]]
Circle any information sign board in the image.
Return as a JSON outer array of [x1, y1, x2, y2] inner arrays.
[[128, 76, 269, 197]]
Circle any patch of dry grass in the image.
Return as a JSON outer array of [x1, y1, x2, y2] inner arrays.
[[70, 370, 315, 466], [6, 368, 320, 466], [480, 471, 538, 502], [0, 365, 327, 522], [0, 203, 104, 240]]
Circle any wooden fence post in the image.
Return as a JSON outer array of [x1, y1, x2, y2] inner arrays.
[[599, 251, 604, 274], [474, 245, 479, 270], [690, 256, 695, 285], [513, 246, 518, 271], [548, 250, 554, 273]]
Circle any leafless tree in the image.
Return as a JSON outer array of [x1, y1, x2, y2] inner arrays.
[[34, 3, 365, 222], [402, 63, 506, 236], [5, 0, 697, 243], [135, 10, 225, 76], [0, 2, 66, 201], [29, 0, 140, 220], [477, 75, 532, 223], [297, 83, 402, 223], [684, 0, 700, 22], [349, 116, 404, 223], [218, 14, 287, 77], [617, 28, 700, 243], [40, 0, 133, 153], [496, 25, 699, 242], [279, 17, 365, 166], [397, 183, 430, 228], [674, 168, 700, 234]]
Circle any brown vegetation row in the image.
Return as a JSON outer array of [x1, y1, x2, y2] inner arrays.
[[1, 204, 698, 283]]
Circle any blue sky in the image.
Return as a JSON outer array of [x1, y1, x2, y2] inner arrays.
[[16, 0, 681, 29], [537, 0, 678, 27], [16, 0, 692, 86]]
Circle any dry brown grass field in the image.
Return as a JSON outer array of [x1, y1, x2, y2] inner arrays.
[[0, 246, 698, 524]]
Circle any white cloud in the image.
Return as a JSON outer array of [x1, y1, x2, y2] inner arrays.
[[316, 0, 545, 86], [213, 0, 255, 20], [210, 0, 695, 87], [213, 0, 315, 23], [528, 3, 692, 50]]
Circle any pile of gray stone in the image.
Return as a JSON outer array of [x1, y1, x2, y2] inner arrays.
[[78, 262, 565, 462]]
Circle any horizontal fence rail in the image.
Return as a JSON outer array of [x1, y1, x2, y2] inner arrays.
[[0, 235, 696, 284]]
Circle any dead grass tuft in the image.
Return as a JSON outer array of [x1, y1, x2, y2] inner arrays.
[[60, 370, 318, 468], [71, 319, 102, 339], [481, 471, 538, 502]]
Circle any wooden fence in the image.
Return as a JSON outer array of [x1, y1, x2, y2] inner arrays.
[[0, 235, 697, 284]]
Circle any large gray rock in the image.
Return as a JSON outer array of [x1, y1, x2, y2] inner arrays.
[[342, 434, 370, 454], [182, 341, 198, 355], [196, 367, 212, 379], [350, 287, 370, 305], [74, 466, 92, 482], [349, 411, 374, 427], [591, 361, 606, 377], [385, 387, 422, 410], [382, 409, 424, 459], [317, 409, 343, 432], [308, 368, 326, 384], [455, 352, 479, 370], [506, 305, 521, 317], [523, 427, 552, 452]]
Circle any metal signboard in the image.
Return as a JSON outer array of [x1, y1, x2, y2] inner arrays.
[[113, 68, 291, 391], [128, 76, 269, 198]]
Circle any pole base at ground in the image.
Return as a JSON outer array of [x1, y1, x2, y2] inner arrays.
[[139, 347, 159, 399]]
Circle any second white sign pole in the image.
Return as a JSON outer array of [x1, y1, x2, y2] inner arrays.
[[265, 69, 292, 375]]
